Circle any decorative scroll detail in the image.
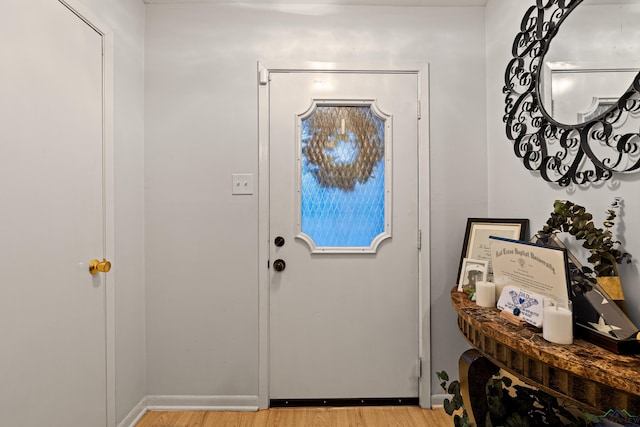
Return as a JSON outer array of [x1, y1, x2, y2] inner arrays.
[[504, 0, 640, 186]]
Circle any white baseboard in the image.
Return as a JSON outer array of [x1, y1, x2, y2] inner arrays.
[[117, 399, 148, 427], [430, 393, 450, 408], [117, 395, 259, 427], [145, 394, 259, 411]]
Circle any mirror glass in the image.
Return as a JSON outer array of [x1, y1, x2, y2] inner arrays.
[[539, 0, 640, 125]]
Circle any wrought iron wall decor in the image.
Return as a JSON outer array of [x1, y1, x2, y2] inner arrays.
[[504, 0, 640, 186]]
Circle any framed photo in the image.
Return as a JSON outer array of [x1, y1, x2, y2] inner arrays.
[[457, 258, 489, 295], [458, 218, 529, 280]]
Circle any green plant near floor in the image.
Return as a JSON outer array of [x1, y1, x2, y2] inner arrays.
[[483, 376, 597, 427], [436, 371, 598, 427], [436, 371, 471, 427]]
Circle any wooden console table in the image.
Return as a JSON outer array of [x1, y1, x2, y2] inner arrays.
[[451, 286, 640, 426]]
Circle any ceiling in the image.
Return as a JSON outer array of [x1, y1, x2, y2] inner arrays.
[[142, 0, 488, 6], [141, 0, 639, 7]]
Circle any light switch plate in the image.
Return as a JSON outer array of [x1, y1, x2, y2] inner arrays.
[[232, 173, 254, 195]]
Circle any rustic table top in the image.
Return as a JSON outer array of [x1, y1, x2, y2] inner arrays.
[[451, 286, 640, 398]]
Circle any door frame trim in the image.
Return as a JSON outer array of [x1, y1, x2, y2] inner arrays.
[[257, 62, 431, 408], [58, 1, 116, 425]]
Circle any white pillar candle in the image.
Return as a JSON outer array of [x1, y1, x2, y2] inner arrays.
[[543, 303, 573, 345], [475, 281, 496, 307]]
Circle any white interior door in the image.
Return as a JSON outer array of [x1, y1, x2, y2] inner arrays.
[[269, 71, 419, 403], [0, 1, 108, 425]]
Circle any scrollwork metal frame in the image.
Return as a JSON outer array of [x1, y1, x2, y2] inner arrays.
[[504, 0, 640, 186]]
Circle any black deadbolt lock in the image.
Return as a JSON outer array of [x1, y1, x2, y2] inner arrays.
[[273, 259, 286, 272], [274, 236, 285, 247]]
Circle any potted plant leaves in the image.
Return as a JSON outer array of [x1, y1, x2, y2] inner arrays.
[[536, 199, 639, 353], [537, 199, 631, 306]]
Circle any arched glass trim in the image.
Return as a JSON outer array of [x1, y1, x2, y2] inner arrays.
[[296, 100, 392, 253], [504, 0, 640, 186]]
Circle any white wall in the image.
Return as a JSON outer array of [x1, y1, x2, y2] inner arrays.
[[145, 3, 486, 400], [486, 0, 640, 325], [25, 0, 640, 417], [80, 0, 147, 422]]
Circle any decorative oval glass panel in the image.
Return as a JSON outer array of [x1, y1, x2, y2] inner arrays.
[[296, 100, 391, 253]]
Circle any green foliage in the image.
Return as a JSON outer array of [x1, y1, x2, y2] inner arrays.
[[539, 200, 631, 278], [437, 371, 595, 427], [484, 376, 594, 427], [436, 371, 472, 427]]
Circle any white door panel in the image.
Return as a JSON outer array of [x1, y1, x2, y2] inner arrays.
[[0, 0, 107, 425], [269, 72, 419, 400]]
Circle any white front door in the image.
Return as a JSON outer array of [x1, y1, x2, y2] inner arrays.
[[0, 1, 109, 425], [269, 71, 420, 402]]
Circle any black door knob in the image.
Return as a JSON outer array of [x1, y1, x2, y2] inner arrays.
[[274, 236, 285, 247], [273, 259, 286, 272]]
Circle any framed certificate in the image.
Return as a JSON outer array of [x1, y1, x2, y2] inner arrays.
[[457, 218, 529, 280], [489, 236, 571, 304]]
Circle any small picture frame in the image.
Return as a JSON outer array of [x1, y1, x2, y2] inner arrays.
[[458, 218, 529, 280], [457, 258, 489, 296]]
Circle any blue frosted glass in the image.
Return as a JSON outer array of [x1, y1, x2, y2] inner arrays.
[[301, 106, 385, 248]]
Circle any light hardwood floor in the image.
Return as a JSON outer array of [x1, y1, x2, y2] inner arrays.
[[135, 406, 451, 427]]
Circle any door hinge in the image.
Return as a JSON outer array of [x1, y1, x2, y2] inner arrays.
[[417, 229, 422, 251], [418, 357, 423, 378], [417, 100, 421, 120], [259, 68, 269, 85]]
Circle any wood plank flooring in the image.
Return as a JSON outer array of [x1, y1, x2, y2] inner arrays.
[[135, 407, 451, 427]]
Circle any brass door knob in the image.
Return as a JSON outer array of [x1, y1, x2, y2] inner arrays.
[[89, 258, 112, 275]]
